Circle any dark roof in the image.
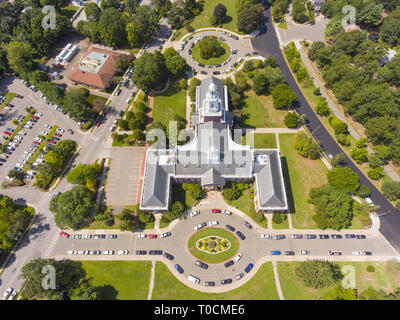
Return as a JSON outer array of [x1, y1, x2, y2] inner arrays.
[[202, 168, 225, 186]]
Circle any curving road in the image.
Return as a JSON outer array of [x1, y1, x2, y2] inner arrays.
[[250, 3, 400, 253]]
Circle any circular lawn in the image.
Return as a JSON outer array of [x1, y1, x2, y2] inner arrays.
[[191, 39, 230, 66], [187, 227, 239, 263]]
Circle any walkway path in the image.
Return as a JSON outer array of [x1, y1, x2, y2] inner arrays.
[[147, 260, 156, 300], [272, 261, 284, 300], [250, 127, 303, 134]]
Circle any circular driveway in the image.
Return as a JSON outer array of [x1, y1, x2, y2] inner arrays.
[[176, 30, 253, 77]]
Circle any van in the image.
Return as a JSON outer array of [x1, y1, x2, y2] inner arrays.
[[187, 275, 200, 284]]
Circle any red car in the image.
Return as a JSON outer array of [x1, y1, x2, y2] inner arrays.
[[211, 209, 221, 213], [149, 234, 157, 238], [95, 121, 101, 127], [59, 231, 69, 238], [32, 141, 40, 145], [31, 115, 39, 120], [48, 140, 57, 144], [3, 131, 10, 136], [54, 133, 62, 137]]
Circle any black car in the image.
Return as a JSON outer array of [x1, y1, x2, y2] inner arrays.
[[215, 64, 222, 67], [0, 158, 6, 162], [345, 234, 356, 239], [331, 234, 342, 239], [200, 70, 207, 75], [275, 234, 285, 240], [51, 137, 60, 141], [119, 110, 124, 117], [136, 250, 147, 255], [221, 279, 232, 285], [285, 251, 295, 256], [195, 260, 208, 269], [149, 250, 163, 255], [236, 231, 246, 240], [212, 71, 220, 75], [198, 63, 205, 67], [319, 235, 329, 239], [224, 260, 234, 268], [305, 234, 317, 239], [163, 252, 174, 260], [244, 222, 253, 229], [364, 251, 372, 255], [204, 281, 215, 286], [357, 235, 366, 239], [226, 224, 235, 232], [174, 264, 184, 274]]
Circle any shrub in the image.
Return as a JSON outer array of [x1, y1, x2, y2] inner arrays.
[[315, 99, 330, 116], [337, 133, 351, 146], [296, 260, 343, 289], [366, 265, 375, 273], [284, 112, 300, 128], [179, 78, 188, 90], [209, 15, 218, 26], [313, 87, 321, 95], [272, 213, 282, 224]]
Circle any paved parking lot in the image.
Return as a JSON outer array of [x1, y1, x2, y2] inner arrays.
[[0, 77, 85, 182], [51, 196, 399, 290], [104, 147, 146, 208]]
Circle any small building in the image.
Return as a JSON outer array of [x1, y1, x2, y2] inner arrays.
[[140, 77, 288, 213], [311, 0, 326, 12], [67, 46, 121, 90]]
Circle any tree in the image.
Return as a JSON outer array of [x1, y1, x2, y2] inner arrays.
[[168, 1, 185, 29], [166, 55, 187, 77], [351, 147, 369, 164], [326, 286, 357, 300], [164, 201, 184, 222], [7, 41, 35, 77], [327, 167, 360, 193], [198, 36, 224, 59], [222, 183, 242, 202], [294, 132, 320, 159], [189, 78, 201, 102], [357, 3, 383, 27], [264, 66, 285, 90], [237, 3, 261, 34], [291, 0, 310, 24], [284, 112, 300, 128], [119, 208, 136, 231], [49, 186, 95, 229], [67, 163, 100, 187], [382, 181, 400, 201], [84, 2, 101, 22], [271, 83, 296, 109], [331, 153, 345, 167], [98, 8, 126, 47], [315, 99, 330, 116], [368, 167, 384, 180], [296, 259, 343, 289], [252, 71, 268, 95], [213, 3, 227, 23], [19, 258, 86, 300], [132, 51, 168, 92], [130, 5, 158, 45], [380, 15, 400, 45], [125, 0, 139, 15]]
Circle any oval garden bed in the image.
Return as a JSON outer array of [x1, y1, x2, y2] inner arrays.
[[191, 37, 230, 66], [188, 227, 239, 263]]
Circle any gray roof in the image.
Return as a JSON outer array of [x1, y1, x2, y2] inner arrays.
[[198, 77, 225, 111], [202, 168, 226, 186]]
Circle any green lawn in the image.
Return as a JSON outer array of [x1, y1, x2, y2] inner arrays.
[[272, 215, 290, 229], [179, 0, 241, 36], [188, 227, 239, 263], [241, 90, 287, 128], [171, 183, 197, 210], [81, 261, 151, 300], [152, 261, 279, 300], [86, 94, 107, 113], [0, 92, 15, 110], [152, 82, 187, 128], [243, 133, 277, 149], [192, 39, 230, 65], [230, 189, 269, 229], [278, 261, 400, 300], [279, 133, 329, 229]]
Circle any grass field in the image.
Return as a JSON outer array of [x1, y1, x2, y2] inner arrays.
[[81, 261, 151, 300], [278, 260, 400, 299], [188, 227, 239, 263], [241, 91, 287, 128], [152, 82, 187, 128], [151, 261, 279, 300], [0, 92, 15, 111], [243, 133, 277, 149], [279, 133, 329, 229], [179, 0, 240, 35], [192, 39, 230, 65]]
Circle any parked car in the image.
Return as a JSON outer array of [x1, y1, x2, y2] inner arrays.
[[301, 250, 310, 255], [236, 230, 246, 240], [163, 252, 174, 260], [270, 251, 281, 255], [2, 288, 13, 300], [190, 210, 200, 217], [174, 264, 184, 274], [59, 231, 69, 238], [234, 253, 243, 262], [224, 260, 234, 268], [136, 250, 147, 255], [204, 281, 215, 286], [331, 234, 342, 239], [345, 234, 356, 239], [211, 209, 221, 213], [148, 234, 157, 238], [285, 251, 295, 256], [319, 235, 329, 239], [357, 235, 366, 239], [194, 222, 206, 230], [221, 279, 232, 285], [117, 250, 129, 254], [225, 224, 235, 232], [138, 234, 147, 238], [195, 260, 208, 269], [329, 250, 342, 256], [236, 273, 244, 280], [149, 250, 163, 255], [160, 232, 171, 238], [244, 221, 253, 229], [305, 234, 317, 239], [223, 210, 232, 215], [261, 234, 272, 239], [274, 235, 285, 240], [244, 263, 254, 273], [208, 220, 218, 226]]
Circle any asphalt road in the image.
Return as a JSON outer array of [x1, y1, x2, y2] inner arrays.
[[251, 4, 400, 253]]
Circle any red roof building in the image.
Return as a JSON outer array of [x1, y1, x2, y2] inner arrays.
[[67, 46, 121, 90]]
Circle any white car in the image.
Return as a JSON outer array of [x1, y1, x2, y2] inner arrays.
[[208, 221, 218, 226], [40, 131, 48, 136], [109, 125, 116, 132], [77, 250, 85, 254], [118, 250, 129, 255], [223, 210, 232, 215], [27, 170, 36, 175], [14, 135, 22, 140], [160, 232, 171, 238], [194, 222, 206, 231], [138, 234, 147, 238], [7, 290, 17, 300], [234, 253, 243, 262], [352, 251, 362, 256], [19, 131, 27, 135], [261, 234, 272, 239], [82, 234, 91, 239], [2, 288, 13, 300], [56, 128, 64, 133], [35, 112, 42, 117], [103, 250, 114, 255], [23, 125, 32, 129], [301, 250, 310, 255], [44, 124, 52, 129], [15, 163, 23, 168], [67, 250, 77, 254], [9, 142, 18, 147], [190, 210, 200, 217], [34, 137, 43, 142]]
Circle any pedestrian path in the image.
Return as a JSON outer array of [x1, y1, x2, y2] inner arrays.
[[147, 260, 156, 300], [272, 261, 284, 300], [44, 231, 60, 258]]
